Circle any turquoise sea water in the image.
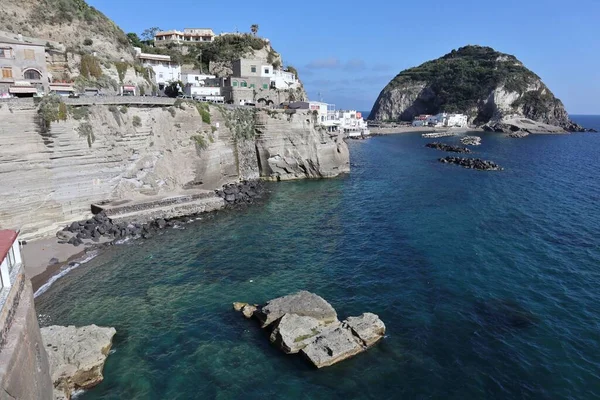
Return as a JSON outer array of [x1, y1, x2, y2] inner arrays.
[[36, 117, 600, 399]]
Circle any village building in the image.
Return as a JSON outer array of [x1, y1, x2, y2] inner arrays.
[[154, 28, 215, 48], [324, 107, 370, 137], [0, 33, 49, 97], [415, 113, 469, 128], [49, 82, 75, 97], [0, 230, 21, 290], [135, 48, 181, 91]]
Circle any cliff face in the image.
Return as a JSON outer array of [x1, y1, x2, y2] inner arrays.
[[369, 45, 582, 131], [0, 100, 348, 239]]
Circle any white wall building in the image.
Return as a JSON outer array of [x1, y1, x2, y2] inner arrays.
[[323, 106, 370, 137], [184, 85, 221, 98], [446, 114, 468, 127], [135, 49, 181, 90], [182, 73, 216, 86], [271, 69, 300, 90], [0, 230, 21, 289]]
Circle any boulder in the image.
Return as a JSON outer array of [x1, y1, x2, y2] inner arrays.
[[254, 291, 338, 328], [233, 302, 248, 312], [269, 314, 328, 354], [300, 326, 364, 368], [241, 305, 257, 319], [344, 313, 386, 347], [41, 325, 116, 399]]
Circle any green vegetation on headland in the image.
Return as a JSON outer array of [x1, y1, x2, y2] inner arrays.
[[387, 46, 539, 116]]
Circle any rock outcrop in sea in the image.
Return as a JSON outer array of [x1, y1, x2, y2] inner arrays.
[[40, 325, 116, 400], [439, 157, 503, 171], [461, 136, 482, 146], [233, 291, 385, 368], [369, 45, 586, 132], [425, 142, 471, 153]]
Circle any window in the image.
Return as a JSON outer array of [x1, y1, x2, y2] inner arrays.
[[240, 81, 247, 87], [2, 68, 12, 79], [0, 48, 11, 58], [24, 69, 41, 80], [264, 68, 270, 74], [232, 81, 238, 87], [262, 84, 268, 89], [249, 84, 255, 88], [24, 49, 35, 60], [159, 73, 164, 79], [7, 246, 15, 272], [250, 65, 257, 73]]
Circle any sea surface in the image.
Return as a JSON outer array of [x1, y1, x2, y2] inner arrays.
[[36, 116, 600, 399]]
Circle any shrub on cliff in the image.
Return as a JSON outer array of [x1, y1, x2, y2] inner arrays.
[[37, 95, 67, 131], [80, 54, 103, 79]]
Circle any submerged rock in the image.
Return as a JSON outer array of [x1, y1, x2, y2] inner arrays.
[[41, 325, 116, 400], [254, 290, 338, 328], [234, 291, 385, 368]]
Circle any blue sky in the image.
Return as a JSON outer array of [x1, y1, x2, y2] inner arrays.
[[89, 0, 599, 114]]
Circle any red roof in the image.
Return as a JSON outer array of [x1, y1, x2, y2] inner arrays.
[[0, 230, 17, 264]]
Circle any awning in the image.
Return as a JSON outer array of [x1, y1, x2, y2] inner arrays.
[[9, 86, 38, 94], [49, 85, 74, 92], [123, 85, 136, 90]]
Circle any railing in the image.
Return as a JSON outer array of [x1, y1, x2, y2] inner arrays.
[[0, 96, 176, 107]]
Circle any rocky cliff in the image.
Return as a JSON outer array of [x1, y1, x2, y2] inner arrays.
[[0, 99, 349, 239], [369, 45, 584, 132]]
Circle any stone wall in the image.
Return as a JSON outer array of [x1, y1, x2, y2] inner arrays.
[[0, 102, 349, 239], [0, 266, 53, 400]]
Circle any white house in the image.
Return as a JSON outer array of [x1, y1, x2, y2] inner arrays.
[[271, 69, 300, 90], [446, 114, 468, 127], [181, 73, 216, 86], [184, 85, 221, 98], [135, 49, 181, 91], [0, 230, 21, 289]]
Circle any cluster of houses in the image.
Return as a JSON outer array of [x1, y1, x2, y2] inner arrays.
[[412, 113, 469, 128]]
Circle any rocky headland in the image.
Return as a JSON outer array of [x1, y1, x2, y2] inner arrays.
[[439, 157, 503, 171], [233, 291, 385, 368], [41, 325, 116, 400], [369, 45, 587, 133], [426, 142, 471, 153]]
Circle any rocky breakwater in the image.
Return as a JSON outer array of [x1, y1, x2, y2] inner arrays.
[[233, 291, 385, 368], [461, 136, 482, 146], [215, 180, 265, 207], [439, 157, 503, 171], [41, 325, 116, 400], [426, 142, 471, 153]]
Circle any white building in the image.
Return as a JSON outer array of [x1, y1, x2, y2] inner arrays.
[[271, 69, 300, 90], [135, 49, 181, 91], [184, 85, 221, 98], [424, 113, 469, 128], [154, 28, 215, 46], [181, 73, 215, 86], [0, 230, 21, 290], [323, 106, 370, 138], [446, 113, 468, 127]]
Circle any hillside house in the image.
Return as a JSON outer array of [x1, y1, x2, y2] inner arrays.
[[0, 34, 49, 97], [154, 28, 215, 47], [136, 49, 181, 91]]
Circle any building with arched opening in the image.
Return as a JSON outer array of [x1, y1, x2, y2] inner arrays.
[[0, 34, 49, 97]]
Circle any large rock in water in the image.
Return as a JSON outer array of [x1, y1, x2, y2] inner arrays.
[[235, 291, 385, 368], [369, 45, 586, 132], [41, 325, 116, 399], [254, 291, 338, 328]]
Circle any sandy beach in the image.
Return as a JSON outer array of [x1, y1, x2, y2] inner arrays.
[[22, 237, 99, 292]]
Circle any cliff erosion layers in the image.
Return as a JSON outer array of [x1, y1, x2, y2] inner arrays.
[[0, 100, 349, 239], [369, 45, 585, 132]]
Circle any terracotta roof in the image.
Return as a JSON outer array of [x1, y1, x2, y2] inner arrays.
[[0, 230, 17, 264]]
